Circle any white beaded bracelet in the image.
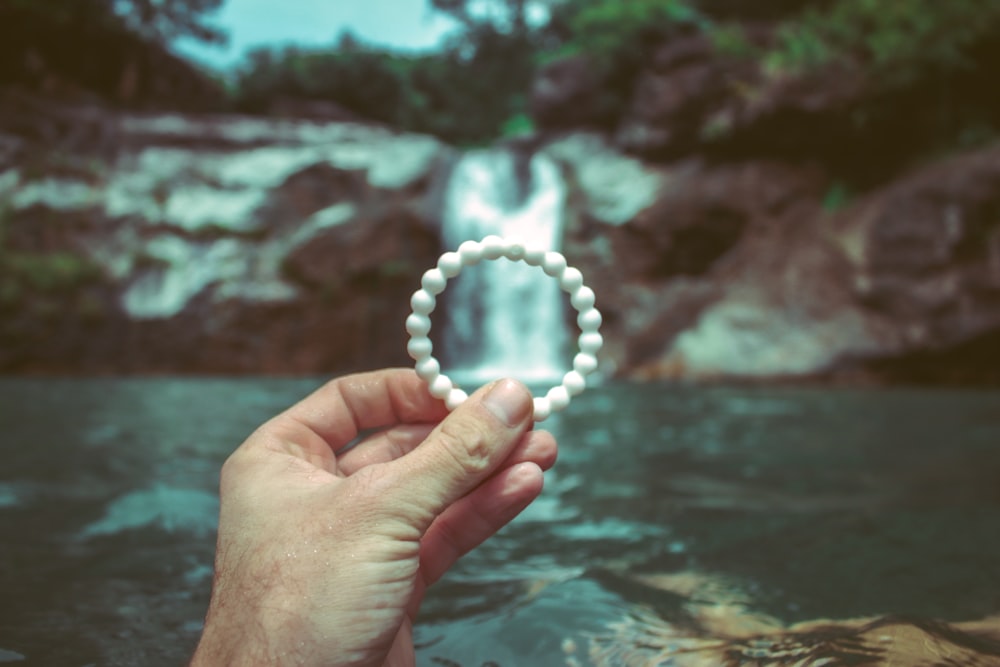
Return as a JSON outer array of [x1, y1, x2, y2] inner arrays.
[[406, 235, 602, 422]]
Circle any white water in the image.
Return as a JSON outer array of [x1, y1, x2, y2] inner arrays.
[[439, 149, 570, 386]]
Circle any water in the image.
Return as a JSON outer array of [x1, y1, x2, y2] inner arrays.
[[439, 150, 570, 385], [2, 378, 1000, 665]]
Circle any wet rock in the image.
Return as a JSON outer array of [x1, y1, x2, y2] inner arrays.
[[0, 110, 450, 373]]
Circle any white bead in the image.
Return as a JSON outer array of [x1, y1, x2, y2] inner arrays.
[[579, 332, 603, 355], [445, 387, 468, 410], [481, 235, 505, 259], [563, 370, 586, 396], [532, 397, 551, 422], [458, 240, 483, 265], [573, 352, 598, 374], [429, 374, 452, 399], [577, 308, 602, 332], [570, 286, 596, 311], [421, 268, 447, 296], [407, 336, 433, 360], [522, 247, 546, 266], [560, 267, 584, 292], [438, 252, 462, 278], [405, 313, 431, 337], [410, 289, 435, 315], [542, 252, 567, 277], [547, 385, 570, 411], [410, 239, 603, 423], [415, 356, 440, 382]]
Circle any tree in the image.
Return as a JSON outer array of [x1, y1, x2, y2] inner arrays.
[[431, 0, 530, 35], [3, 0, 225, 45]]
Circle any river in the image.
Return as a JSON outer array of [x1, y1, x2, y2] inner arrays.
[[1, 378, 1000, 665]]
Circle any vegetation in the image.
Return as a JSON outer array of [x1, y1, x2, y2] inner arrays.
[[2, 0, 225, 45], [765, 0, 1000, 82], [233, 27, 536, 145]]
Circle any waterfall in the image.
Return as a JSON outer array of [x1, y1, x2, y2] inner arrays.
[[439, 148, 569, 386]]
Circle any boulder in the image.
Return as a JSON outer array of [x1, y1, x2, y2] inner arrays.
[[587, 141, 1000, 382]]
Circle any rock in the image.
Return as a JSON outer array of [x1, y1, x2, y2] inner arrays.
[[615, 35, 755, 159], [530, 55, 610, 131], [832, 143, 1000, 379], [542, 133, 667, 226], [612, 143, 1000, 382], [558, 151, 832, 378], [0, 109, 450, 373]]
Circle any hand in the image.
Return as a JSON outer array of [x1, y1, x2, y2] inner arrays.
[[190, 369, 556, 667]]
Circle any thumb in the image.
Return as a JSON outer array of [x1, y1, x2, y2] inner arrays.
[[385, 378, 534, 529]]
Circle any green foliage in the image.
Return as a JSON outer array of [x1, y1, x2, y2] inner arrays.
[[822, 182, 854, 212], [0, 206, 103, 311], [4, 0, 225, 44], [708, 24, 758, 60], [501, 111, 535, 138], [559, 0, 705, 63], [2, 252, 102, 294], [0, 250, 104, 315], [766, 0, 1000, 83], [234, 26, 537, 145]]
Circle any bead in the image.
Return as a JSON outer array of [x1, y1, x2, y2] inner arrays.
[[563, 370, 586, 396], [481, 235, 505, 259], [458, 240, 483, 265], [571, 286, 596, 311], [407, 239, 601, 422], [522, 247, 546, 266], [405, 313, 431, 337], [421, 268, 447, 296], [577, 307, 602, 332], [437, 252, 462, 278], [573, 352, 598, 374], [407, 336, 433, 360], [415, 356, 440, 382], [560, 267, 584, 292], [542, 252, 567, 277], [429, 374, 452, 399], [579, 331, 603, 355], [445, 388, 468, 410], [410, 289, 435, 315], [533, 397, 551, 422], [547, 385, 570, 411]]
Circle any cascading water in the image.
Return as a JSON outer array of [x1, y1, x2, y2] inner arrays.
[[438, 148, 569, 386]]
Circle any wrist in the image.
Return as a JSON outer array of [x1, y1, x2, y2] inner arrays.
[[191, 589, 315, 666]]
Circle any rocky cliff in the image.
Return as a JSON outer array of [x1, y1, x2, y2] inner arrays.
[[2, 38, 1000, 382], [0, 104, 450, 373]]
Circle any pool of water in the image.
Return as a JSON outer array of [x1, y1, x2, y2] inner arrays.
[[2, 378, 1000, 665]]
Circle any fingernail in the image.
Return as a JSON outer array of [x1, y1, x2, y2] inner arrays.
[[483, 379, 530, 427]]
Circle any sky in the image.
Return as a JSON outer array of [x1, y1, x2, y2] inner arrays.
[[175, 0, 459, 69]]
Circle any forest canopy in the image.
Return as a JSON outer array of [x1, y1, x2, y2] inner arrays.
[[3, 0, 1000, 147], [229, 0, 1000, 144]]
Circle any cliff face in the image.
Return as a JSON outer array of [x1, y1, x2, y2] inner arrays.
[[0, 109, 450, 373], [537, 31, 1000, 384], [557, 135, 1000, 382], [2, 26, 1000, 382]]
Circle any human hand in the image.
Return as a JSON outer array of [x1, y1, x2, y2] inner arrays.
[[190, 369, 556, 667]]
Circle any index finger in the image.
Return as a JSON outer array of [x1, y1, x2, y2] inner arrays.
[[279, 368, 450, 449]]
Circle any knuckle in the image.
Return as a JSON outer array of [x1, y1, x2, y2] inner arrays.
[[436, 419, 494, 477]]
